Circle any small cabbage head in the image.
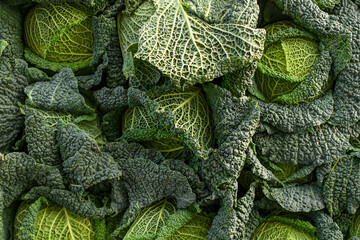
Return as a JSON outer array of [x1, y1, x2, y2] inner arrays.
[[252, 215, 318, 240], [24, 3, 93, 71], [122, 199, 213, 239], [254, 20, 331, 104], [14, 197, 105, 240]]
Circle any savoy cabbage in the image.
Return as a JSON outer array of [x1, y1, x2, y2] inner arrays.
[[0, 0, 359, 239]]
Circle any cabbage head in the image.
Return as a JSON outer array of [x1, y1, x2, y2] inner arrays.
[[251, 20, 332, 104], [14, 197, 105, 240], [121, 199, 213, 240], [251, 215, 318, 240], [24, 3, 93, 72]]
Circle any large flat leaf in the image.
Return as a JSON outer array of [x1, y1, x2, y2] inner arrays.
[[136, 0, 265, 88]]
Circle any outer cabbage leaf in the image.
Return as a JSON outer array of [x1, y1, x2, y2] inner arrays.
[[0, 2, 27, 152], [326, 0, 360, 126], [269, 183, 325, 212], [239, 210, 263, 240], [57, 122, 121, 195], [24, 106, 72, 167], [200, 84, 260, 197], [104, 142, 197, 226], [117, 1, 162, 91], [306, 211, 343, 240], [24, 104, 105, 167], [93, 86, 128, 114], [0, 152, 64, 239], [207, 184, 256, 240], [222, 62, 257, 98], [0, 152, 64, 209], [123, 87, 213, 159], [14, 197, 105, 240], [135, 0, 265, 88], [323, 155, 360, 216], [253, 124, 359, 166], [24, 68, 94, 115], [257, 91, 334, 133], [0, 60, 28, 153], [246, 147, 279, 183]]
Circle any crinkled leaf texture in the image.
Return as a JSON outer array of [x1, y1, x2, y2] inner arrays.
[[257, 91, 334, 133], [207, 184, 256, 239], [24, 106, 72, 167], [104, 142, 198, 232], [14, 197, 106, 240], [200, 84, 260, 197], [24, 68, 94, 115], [57, 122, 121, 195], [0, 2, 27, 152], [269, 183, 325, 212], [0, 152, 64, 240], [323, 155, 360, 216], [135, 0, 265, 88], [123, 87, 214, 159], [254, 124, 359, 166], [306, 211, 344, 240]]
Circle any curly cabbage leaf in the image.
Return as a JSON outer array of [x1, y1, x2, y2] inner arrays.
[[323, 155, 360, 216], [24, 106, 72, 167], [306, 211, 343, 240], [0, 152, 64, 210], [24, 68, 94, 115], [313, 0, 340, 8], [135, 0, 265, 88], [207, 184, 256, 239], [123, 87, 213, 159], [251, 215, 318, 240], [257, 91, 334, 133], [0, 2, 27, 153], [0, 152, 64, 239], [57, 122, 121, 195], [253, 124, 359, 166], [200, 84, 260, 197], [14, 197, 106, 240], [24, 3, 93, 71], [104, 142, 198, 227], [269, 183, 325, 212]]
